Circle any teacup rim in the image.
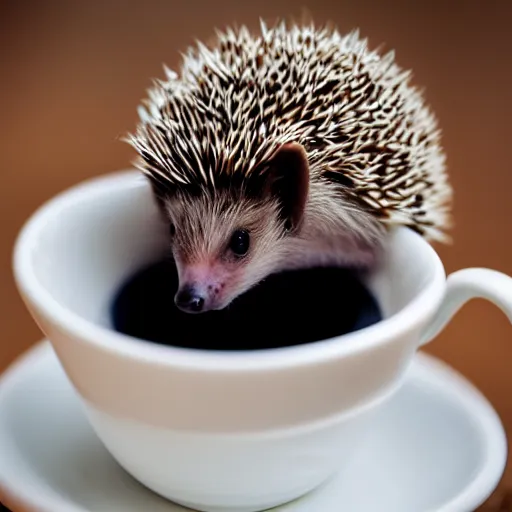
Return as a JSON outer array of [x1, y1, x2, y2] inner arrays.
[[12, 170, 447, 371]]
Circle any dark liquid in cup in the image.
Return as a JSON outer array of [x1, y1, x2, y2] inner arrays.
[[110, 259, 382, 351]]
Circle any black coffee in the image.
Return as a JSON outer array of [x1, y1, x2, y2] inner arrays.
[[110, 259, 382, 351]]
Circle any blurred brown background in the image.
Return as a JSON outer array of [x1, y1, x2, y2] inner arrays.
[[1, 0, 512, 510]]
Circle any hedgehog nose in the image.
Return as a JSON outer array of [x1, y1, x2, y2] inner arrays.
[[175, 286, 205, 313]]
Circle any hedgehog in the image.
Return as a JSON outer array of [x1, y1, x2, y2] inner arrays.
[[126, 19, 452, 314]]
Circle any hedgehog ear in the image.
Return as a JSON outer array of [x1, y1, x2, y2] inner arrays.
[[265, 142, 310, 233]]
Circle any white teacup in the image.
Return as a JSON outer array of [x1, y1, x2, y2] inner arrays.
[[12, 170, 512, 512]]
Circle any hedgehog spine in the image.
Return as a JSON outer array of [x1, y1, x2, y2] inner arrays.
[[127, 19, 451, 244]]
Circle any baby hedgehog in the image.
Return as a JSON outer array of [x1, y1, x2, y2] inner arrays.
[[127, 20, 452, 314]]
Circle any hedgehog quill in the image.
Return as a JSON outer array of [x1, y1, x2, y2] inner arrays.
[[126, 20, 453, 314]]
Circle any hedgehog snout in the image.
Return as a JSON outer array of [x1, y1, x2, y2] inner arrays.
[[175, 285, 206, 313], [174, 263, 228, 313]]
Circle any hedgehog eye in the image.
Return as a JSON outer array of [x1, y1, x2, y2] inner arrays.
[[169, 223, 176, 236], [229, 229, 250, 256]]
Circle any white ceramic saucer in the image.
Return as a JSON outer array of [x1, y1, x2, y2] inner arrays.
[[0, 341, 507, 512]]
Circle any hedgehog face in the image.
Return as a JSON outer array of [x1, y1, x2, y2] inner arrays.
[[162, 143, 310, 313], [166, 194, 282, 312]]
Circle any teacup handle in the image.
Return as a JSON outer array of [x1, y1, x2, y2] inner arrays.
[[419, 268, 512, 346]]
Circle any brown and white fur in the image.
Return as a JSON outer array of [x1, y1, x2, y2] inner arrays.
[[126, 20, 452, 313]]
